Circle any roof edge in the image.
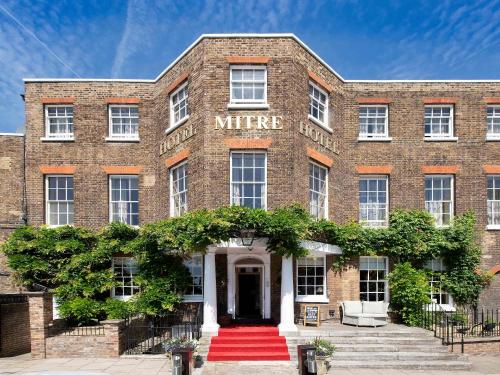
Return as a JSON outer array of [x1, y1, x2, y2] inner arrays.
[[0, 132, 24, 137], [22, 33, 500, 84]]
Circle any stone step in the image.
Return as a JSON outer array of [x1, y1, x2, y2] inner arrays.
[[286, 336, 440, 345], [331, 351, 463, 361], [287, 343, 449, 353], [294, 330, 435, 338], [327, 359, 472, 370]]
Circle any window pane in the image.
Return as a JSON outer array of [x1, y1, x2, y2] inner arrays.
[[231, 153, 266, 209]]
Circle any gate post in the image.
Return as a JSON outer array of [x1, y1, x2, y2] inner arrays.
[[27, 292, 53, 359]]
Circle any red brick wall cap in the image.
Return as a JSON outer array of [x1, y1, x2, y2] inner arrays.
[[165, 149, 190, 168], [41, 97, 75, 104], [102, 166, 143, 174], [307, 147, 333, 168], [356, 165, 393, 174], [308, 70, 333, 93], [423, 98, 458, 105], [421, 165, 460, 174], [106, 98, 140, 104], [225, 56, 270, 64], [166, 71, 190, 94], [39, 165, 76, 174], [357, 97, 392, 104], [224, 138, 272, 149], [490, 265, 500, 275]]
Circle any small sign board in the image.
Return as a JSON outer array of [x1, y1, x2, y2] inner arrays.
[[303, 305, 320, 327]]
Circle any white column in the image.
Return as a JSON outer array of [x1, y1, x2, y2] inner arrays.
[[278, 255, 297, 334], [201, 250, 219, 335]]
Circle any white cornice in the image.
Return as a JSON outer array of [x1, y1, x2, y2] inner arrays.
[[23, 33, 500, 84], [0, 132, 24, 137]]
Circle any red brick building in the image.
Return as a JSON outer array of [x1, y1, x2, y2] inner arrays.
[[1, 34, 499, 333]]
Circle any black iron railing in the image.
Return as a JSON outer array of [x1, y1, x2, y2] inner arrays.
[[47, 320, 105, 337], [419, 305, 500, 353], [122, 304, 203, 355]]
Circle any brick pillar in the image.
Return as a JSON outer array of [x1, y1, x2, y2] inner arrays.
[[101, 319, 124, 357], [28, 292, 53, 358]]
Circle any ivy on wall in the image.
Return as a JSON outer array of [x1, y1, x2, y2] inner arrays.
[[1, 205, 492, 325]]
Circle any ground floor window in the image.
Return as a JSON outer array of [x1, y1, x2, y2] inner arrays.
[[425, 258, 452, 305], [112, 257, 139, 300], [183, 254, 203, 301], [296, 256, 327, 302], [359, 256, 388, 302]]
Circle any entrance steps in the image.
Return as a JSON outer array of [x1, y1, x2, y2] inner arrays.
[[205, 326, 290, 361], [287, 326, 472, 370]]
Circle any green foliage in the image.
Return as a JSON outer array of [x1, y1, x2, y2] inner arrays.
[[1, 205, 488, 325], [102, 298, 134, 319], [58, 297, 103, 325], [388, 262, 431, 326], [309, 337, 336, 358]]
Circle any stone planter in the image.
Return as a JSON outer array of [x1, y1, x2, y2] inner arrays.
[[315, 355, 329, 375]]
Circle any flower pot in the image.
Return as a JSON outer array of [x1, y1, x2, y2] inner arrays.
[[315, 355, 329, 375]]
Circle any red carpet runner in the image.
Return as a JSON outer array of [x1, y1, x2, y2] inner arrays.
[[207, 325, 290, 361]]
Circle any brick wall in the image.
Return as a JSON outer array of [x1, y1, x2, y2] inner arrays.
[[0, 302, 30, 357], [450, 339, 500, 354]]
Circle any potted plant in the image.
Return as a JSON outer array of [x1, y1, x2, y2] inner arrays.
[[163, 336, 199, 369], [309, 337, 336, 375]]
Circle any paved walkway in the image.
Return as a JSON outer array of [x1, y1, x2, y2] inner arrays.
[[0, 354, 499, 375]]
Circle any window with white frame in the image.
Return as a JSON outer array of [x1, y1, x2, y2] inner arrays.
[[359, 176, 388, 227], [170, 162, 187, 217], [108, 105, 139, 140], [487, 106, 500, 138], [296, 256, 327, 301], [46, 176, 74, 226], [359, 256, 388, 302], [183, 254, 203, 301], [170, 82, 188, 128], [425, 175, 454, 226], [425, 258, 452, 305], [487, 176, 500, 227], [230, 66, 267, 104], [309, 82, 328, 127], [230, 152, 266, 209], [112, 257, 139, 300], [359, 106, 388, 139], [309, 162, 328, 219], [424, 105, 454, 138], [45, 105, 74, 139], [109, 176, 139, 226]]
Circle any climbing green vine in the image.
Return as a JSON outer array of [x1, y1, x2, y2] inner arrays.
[[1, 204, 491, 325]]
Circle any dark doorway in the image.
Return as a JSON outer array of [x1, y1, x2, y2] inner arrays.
[[237, 272, 261, 318]]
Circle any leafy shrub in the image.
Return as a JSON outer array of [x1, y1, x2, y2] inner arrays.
[[58, 297, 103, 325], [309, 337, 336, 358], [102, 298, 133, 319], [388, 262, 431, 326]]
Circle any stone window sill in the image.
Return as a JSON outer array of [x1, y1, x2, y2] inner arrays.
[[424, 137, 459, 142], [308, 115, 333, 134], [40, 137, 74, 142], [166, 115, 190, 134], [105, 137, 140, 143], [486, 225, 500, 231], [358, 136, 393, 142], [227, 103, 270, 110], [295, 296, 329, 304]]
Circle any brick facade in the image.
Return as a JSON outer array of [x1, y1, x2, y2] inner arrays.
[[0, 35, 499, 316]]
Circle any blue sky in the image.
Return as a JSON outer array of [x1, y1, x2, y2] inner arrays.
[[0, 0, 499, 133]]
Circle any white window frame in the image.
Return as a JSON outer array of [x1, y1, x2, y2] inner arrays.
[[45, 175, 74, 227], [308, 81, 330, 132], [487, 175, 500, 230], [43, 105, 74, 140], [295, 254, 328, 303], [229, 65, 268, 108], [359, 175, 389, 227], [111, 257, 140, 301], [107, 105, 139, 141], [358, 105, 390, 140], [169, 161, 188, 217], [230, 151, 267, 210], [425, 258, 453, 307], [486, 105, 500, 140], [309, 161, 328, 219], [424, 105, 456, 140], [359, 256, 389, 303], [183, 253, 204, 302], [169, 81, 189, 132], [424, 175, 454, 227], [109, 175, 139, 226]]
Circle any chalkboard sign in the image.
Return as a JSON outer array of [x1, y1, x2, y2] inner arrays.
[[303, 305, 320, 327]]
